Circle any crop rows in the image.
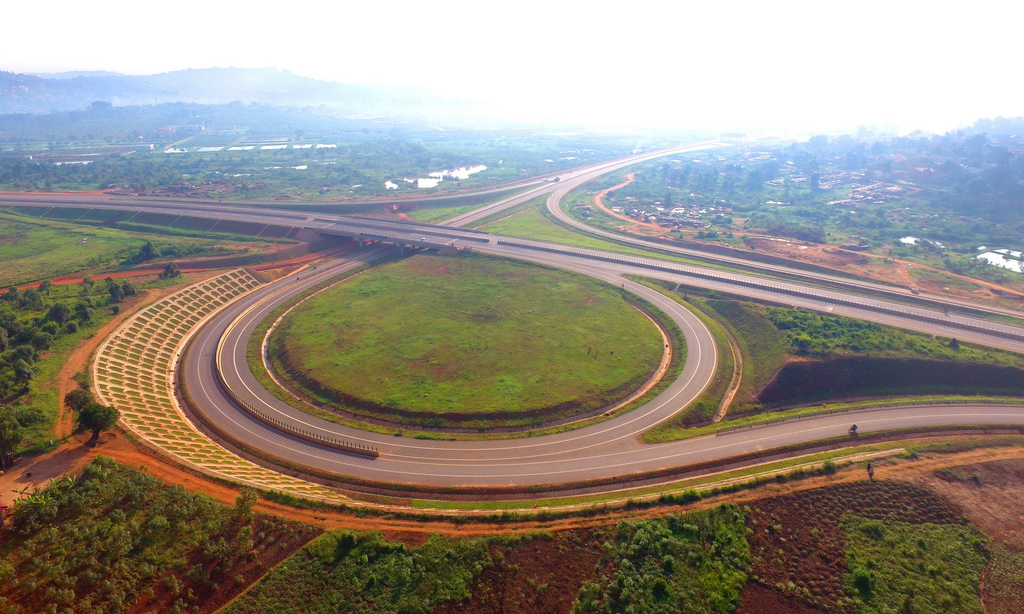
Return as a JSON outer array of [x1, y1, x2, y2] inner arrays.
[[92, 269, 347, 503], [745, 480, 965, 612]]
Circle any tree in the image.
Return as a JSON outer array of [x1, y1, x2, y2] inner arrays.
[[235, 488, 258, 520], [19, 289, 43, 311], [108, 283, 125, 303], [121, 280, 138, 297], [949, 338, 961, 351], [0, 327, 7, 352], [74, 302, 93, 322], [0, 412, 23, 469], [12, 345, 35, 362], [138, 241, 157, 262], [38, 280, 53, 295], [46, 303, 72, 325], [1, 287, 18, 302], [13, 359, 34, 384], [77, 403, 120, 444], [64, 388, 93, 412], [31, 330, 53, 351], [160, 263, 181, 279]]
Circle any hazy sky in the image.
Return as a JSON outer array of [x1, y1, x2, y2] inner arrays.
[[6, 0, 1020, 133]]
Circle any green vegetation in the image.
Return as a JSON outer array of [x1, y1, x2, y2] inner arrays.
[[228, 507, 749, 614], [4, 455, 1011, 614], [407, 203, 484, 223], [746, 479, 975, 612], [244, 262, 685, 443], [76, 401, 120, 443], [481, 199, 708, 266], [0, 102, 646, 200], [583, 123, 1024, 292], [630, 279, 736, 433], [642, 278, 1024, 441], [270, 253, 665, 429], [982, 547, 1024, 614], [843, 516, 987, 614], [637, 281, 786, 442], [224, 531, 493, 614], [705, 300, 789, 406], [0, 277, 127, 454], [766, 307, 1024, 366], [0, 210, 260, 286], [0, 457, 320, 614], [571, 505, 749, 614]]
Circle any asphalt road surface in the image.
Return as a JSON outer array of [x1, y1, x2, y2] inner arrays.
[[5, 144, 1024, 493], [186, 245, 1024, 489]]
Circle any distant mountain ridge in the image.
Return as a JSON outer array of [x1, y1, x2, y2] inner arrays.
[[0, 67, 448, 117], [29, 70, 124, 80]]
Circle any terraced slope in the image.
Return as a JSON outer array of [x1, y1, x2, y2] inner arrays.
[[92, 268, 347, 503]]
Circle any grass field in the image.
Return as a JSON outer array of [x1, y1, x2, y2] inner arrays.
[[407, 203, 483, 223], [270, 253, 665, 429], [704, 299, 790, 408], [480, 201, 709, 266], [0, 210, 261, 286], [843, 516, 986, 614]]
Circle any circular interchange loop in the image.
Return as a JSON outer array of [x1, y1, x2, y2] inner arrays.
[[67, 141, 1024, 500], [187, 242, 1024, 498], [262, 255, 674, 433]]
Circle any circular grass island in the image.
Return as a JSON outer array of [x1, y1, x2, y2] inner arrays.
[[266, 254, 670, 430]]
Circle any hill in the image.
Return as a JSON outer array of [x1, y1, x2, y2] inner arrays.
[[0, 67, 453, 117]]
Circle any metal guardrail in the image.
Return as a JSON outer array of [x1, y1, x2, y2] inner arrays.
[[213, 344, 380, 458], [493, 240, 1024, 344], [713, 399, 1008, 436], [715, 406, 859, 435]]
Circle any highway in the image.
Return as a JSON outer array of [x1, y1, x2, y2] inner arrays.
[[5, 143, 1024, 494], [179, 239, 1024, 491]]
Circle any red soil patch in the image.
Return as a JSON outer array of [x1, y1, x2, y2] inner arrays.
[[434, 530, 604, 614], [909, 457, 1024, 552], [16, 242, 339, 290], [381, 530, 431, 548], [906, 458, 1024, 614], [250, 244, 352, 272], [737, 233, 1024, 307], [736, 584, 828, 614], [744, 237, 870, 269], [126, 520, 321, 614], [567, 289, 596, 307], [405, 258, 452, 277], [591, 173, 674, 239]]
